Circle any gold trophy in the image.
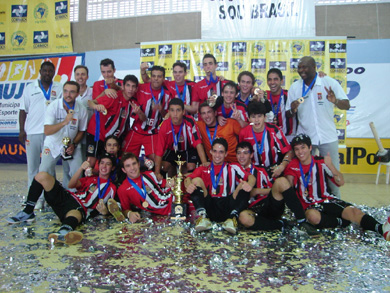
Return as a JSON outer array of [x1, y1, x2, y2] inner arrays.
[[207, 94, 218, 107], [170, 155, 187, 220], [61, 137, 73, 160]]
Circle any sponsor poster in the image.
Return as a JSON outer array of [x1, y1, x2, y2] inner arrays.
[[0, 0, 72, 56], [202, 0, 316, 39], [140, 38, 348, 144]]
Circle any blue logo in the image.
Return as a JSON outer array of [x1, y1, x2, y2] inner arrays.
[[216, 62, 229, 71], [176, 60, 190, 70], [269, 61, 287, 71], [141, 48, 155, 57], [33, 31, 49, 44], [310, 41, 325, 52], [232, 42, 247, 53], [55, 1, 68, 15], [11, 5, 28, 17], [330, 58, 346, 69], [251, 59, 266, 69], [0, 33, 5, 45], [290, 58, 300, 69], [329, 43, 346, 53], [159, 44, 172, 55], [178, 45, 188, 54]]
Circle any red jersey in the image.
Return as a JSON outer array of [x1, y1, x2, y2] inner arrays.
[[92, 79, 123, 99], [165, 80, 195, 106], [266, 90, 297, 136], [132, 83, 172, 135], [284, 156, 339, 210], [117, 171, 173, 215], [71, 176, 117, 219], [239, 123, 291, 167], [156, 115, 202, 157], [87, 91, 134, 141], [243, 164, 272, 208], [188, 163, 250, 198], [192, 78, 229, 105], [216, 100, 248, 122]]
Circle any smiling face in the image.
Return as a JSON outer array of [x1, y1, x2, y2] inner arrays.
[[238, 74, 254, 96], [211, 143, 227, 165], [100, 64, 115, 80], [200, 105, 217, 127], [122, 157, 141, 179], [267, 72, 282, 95], [74, 67, 88, 87], [298, 57, 316, 84], [173, 65, 186, 85], [98, 158, 114, 178], [63, 84, 79, 107], [236, 147, 253, 168], [222, 85, 237, 105], [293, 143, 312, 165], [249, 113, 265, 132]]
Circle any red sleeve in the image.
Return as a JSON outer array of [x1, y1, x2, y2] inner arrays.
[[92, 81, 102, 100], [155, 120, 169, 157], [188, 166, 204, 179], [117, 183, 132, 211], [192, 84, 200, 103]]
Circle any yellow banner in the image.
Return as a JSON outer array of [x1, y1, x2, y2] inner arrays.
[[0, 1, 72, 56], [140, 39, 348, 144]]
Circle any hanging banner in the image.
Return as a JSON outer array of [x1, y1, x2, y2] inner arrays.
[[0, 0, 73, 56], [0, 53, 85, 134], [201, 0, 315, 39], [140, 38, 348, 144]]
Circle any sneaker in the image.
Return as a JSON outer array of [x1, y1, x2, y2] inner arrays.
[[383, 216, 390, 241], [6, 211, 35, 224], [298, 221, 321, 237], [107, 199, 125, 222], [222, 217, 238, 234], [195, 216, 212, 232], [48, 231, 83, 245]]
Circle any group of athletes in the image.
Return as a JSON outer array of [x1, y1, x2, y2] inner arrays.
[[6, 53, 390, 245]]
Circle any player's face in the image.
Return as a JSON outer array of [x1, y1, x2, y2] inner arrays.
[[122, 157, 140, 179], [298, 60, 316, 83], [63, 84, 79, 105], [100, 65, 115, 80], [200, 105, 217, 126], [99, 158, 114, 177], [236, 147, 253, 168], [169, 104, 184, 125], [105, 138, 119, 156], [151, 70, 164, 90], [74, 68, 88, 86], [249, 113, 265, 132], [238, 75, 253, 95], [267, 72, 282, 94], [39, 65, 55, 84], [123, 80, 137, 100], [293, 143, 312, 165], [211, 143, 227, 165], [203, 57, 217, 76], [222, 85, 237, 104], [173, 65, 186, 85]]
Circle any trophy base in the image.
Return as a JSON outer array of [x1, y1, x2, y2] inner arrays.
[[170, 203, 187, 220], [61, 146, 73, 161]]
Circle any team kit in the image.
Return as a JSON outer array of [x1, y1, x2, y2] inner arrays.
[[6, 54, 390, 246]]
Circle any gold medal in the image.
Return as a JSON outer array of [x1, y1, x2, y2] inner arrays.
[[69, 109, 74, 114], [254, 88, 261, 95], [142, 201, 149, 208], [102, 109, 107, 115], [46, 101, 50, 106], [304, 189, 308, 197], [298, 97, 305, 104]]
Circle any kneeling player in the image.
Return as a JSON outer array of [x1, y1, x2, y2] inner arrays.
[[284, 134, 390, 240]]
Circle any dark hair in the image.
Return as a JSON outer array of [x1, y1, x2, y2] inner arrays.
[[212, 137, 228, 152], [172, 62, 187, 72], [99, 152, 117, 168], [222, 81, 238, 94], [74, 65, 89, 75], [123, 74, 139, 87], [247, 100, 266, 116], [63, 81, 80, 93], [100, 58, 115, 70], [199, 102, 215, 113], [40, 61, 55, 71], [267, 68, 283, 80], [237, 71, 255, 85], [120, 152, 139, 168], [291, 133, 312, 148], [236, 141, 253, 154], [169, 98, 184, 110], [151, 65, 166, 78], [203, 53, 217, 64], [105, 135, 120, 147]]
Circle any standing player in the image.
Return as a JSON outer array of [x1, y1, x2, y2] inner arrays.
[[185, 138, 256, 234], [285, 134, 390, 240], [92, 58, 123, 99], [154, 98, 208, 179]]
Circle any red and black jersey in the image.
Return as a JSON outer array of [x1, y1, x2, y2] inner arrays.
[[266, 89, 297, 136], [165, 80, 195, 106], [156, 115, 202, 157], [239, 123, 291, 167], [284, 156, 338, 210], [188, 163, 250, 198], [242, 164, 273, 208], [192, 78, 229, 105], [87, 91, 134, 141], [132, 83, 172, 135], [117, 171, 172, 215], [92, 79, 123, 100], [71, 176, 117, 219], [215, 100, 249, 122]]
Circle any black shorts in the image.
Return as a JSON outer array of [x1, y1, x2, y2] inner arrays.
[[307, 198, 352, 218], [86, 133, 104, 158], [162, 148, 199, 165], [44, 180, 85, 222], [249, 191, 284, 220]]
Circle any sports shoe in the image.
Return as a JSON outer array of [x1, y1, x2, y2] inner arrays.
[[48, 231, 83, 245], [383, 216, 390, 241], [222, 217, 238, 234], [195, 216, 212, 232], [6, 211, 35, 224], [107, 199, 125, 222], [298, 221, 321, 237]]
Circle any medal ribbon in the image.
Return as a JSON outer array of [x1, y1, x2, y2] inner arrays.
[[206, 123, 218, 146], [270, 89, 283, 116], [171, 121, 184, 151], [301, 73, 317, 98], [221, 104, 233, 118], [238, 92, 252, 106], [94, 110, 100, 142], [97, 177, 110, 199], [251, 128, 267, 157], [299, 157, 314, 191], [39, 80, 53, 102], [210, 162, 225, 191], [63, 98, 75, 112], [250, 164, 254, 174], [103, 80, 108, 89], [127, 176, 147, 200], [206, 72, 218, 86], [175, 82, 187, 102], [150, 84, 164, 105]]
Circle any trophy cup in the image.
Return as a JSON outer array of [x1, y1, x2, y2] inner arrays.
[[170, 156, 187, 220], [61, 137, 73, 160], [207, 94, 218, 107]]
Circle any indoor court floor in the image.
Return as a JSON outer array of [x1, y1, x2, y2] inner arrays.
[[0, 163, 389, 292]]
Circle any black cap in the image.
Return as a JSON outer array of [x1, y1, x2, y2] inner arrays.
[[290, 133, 312, 148], [99, 152, 117, 167]]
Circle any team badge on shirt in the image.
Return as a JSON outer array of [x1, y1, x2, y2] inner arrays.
[[51, 90, 57, 97], [88, 185, 97, 193], [43, 148, 50, 155], [317, 93, 323, 100], [145, 185, 151, 194]]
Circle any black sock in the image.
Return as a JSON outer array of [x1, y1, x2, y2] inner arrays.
[[317, 213, 340, 228], [250, 215, 283, 231], [60, 216, 79, 232], [23, 178, 44, 214], [231, 190, 250, 215], [360, 214, 383, 235], [190, 187, 207, 217], [282, 187, 306, 220]]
